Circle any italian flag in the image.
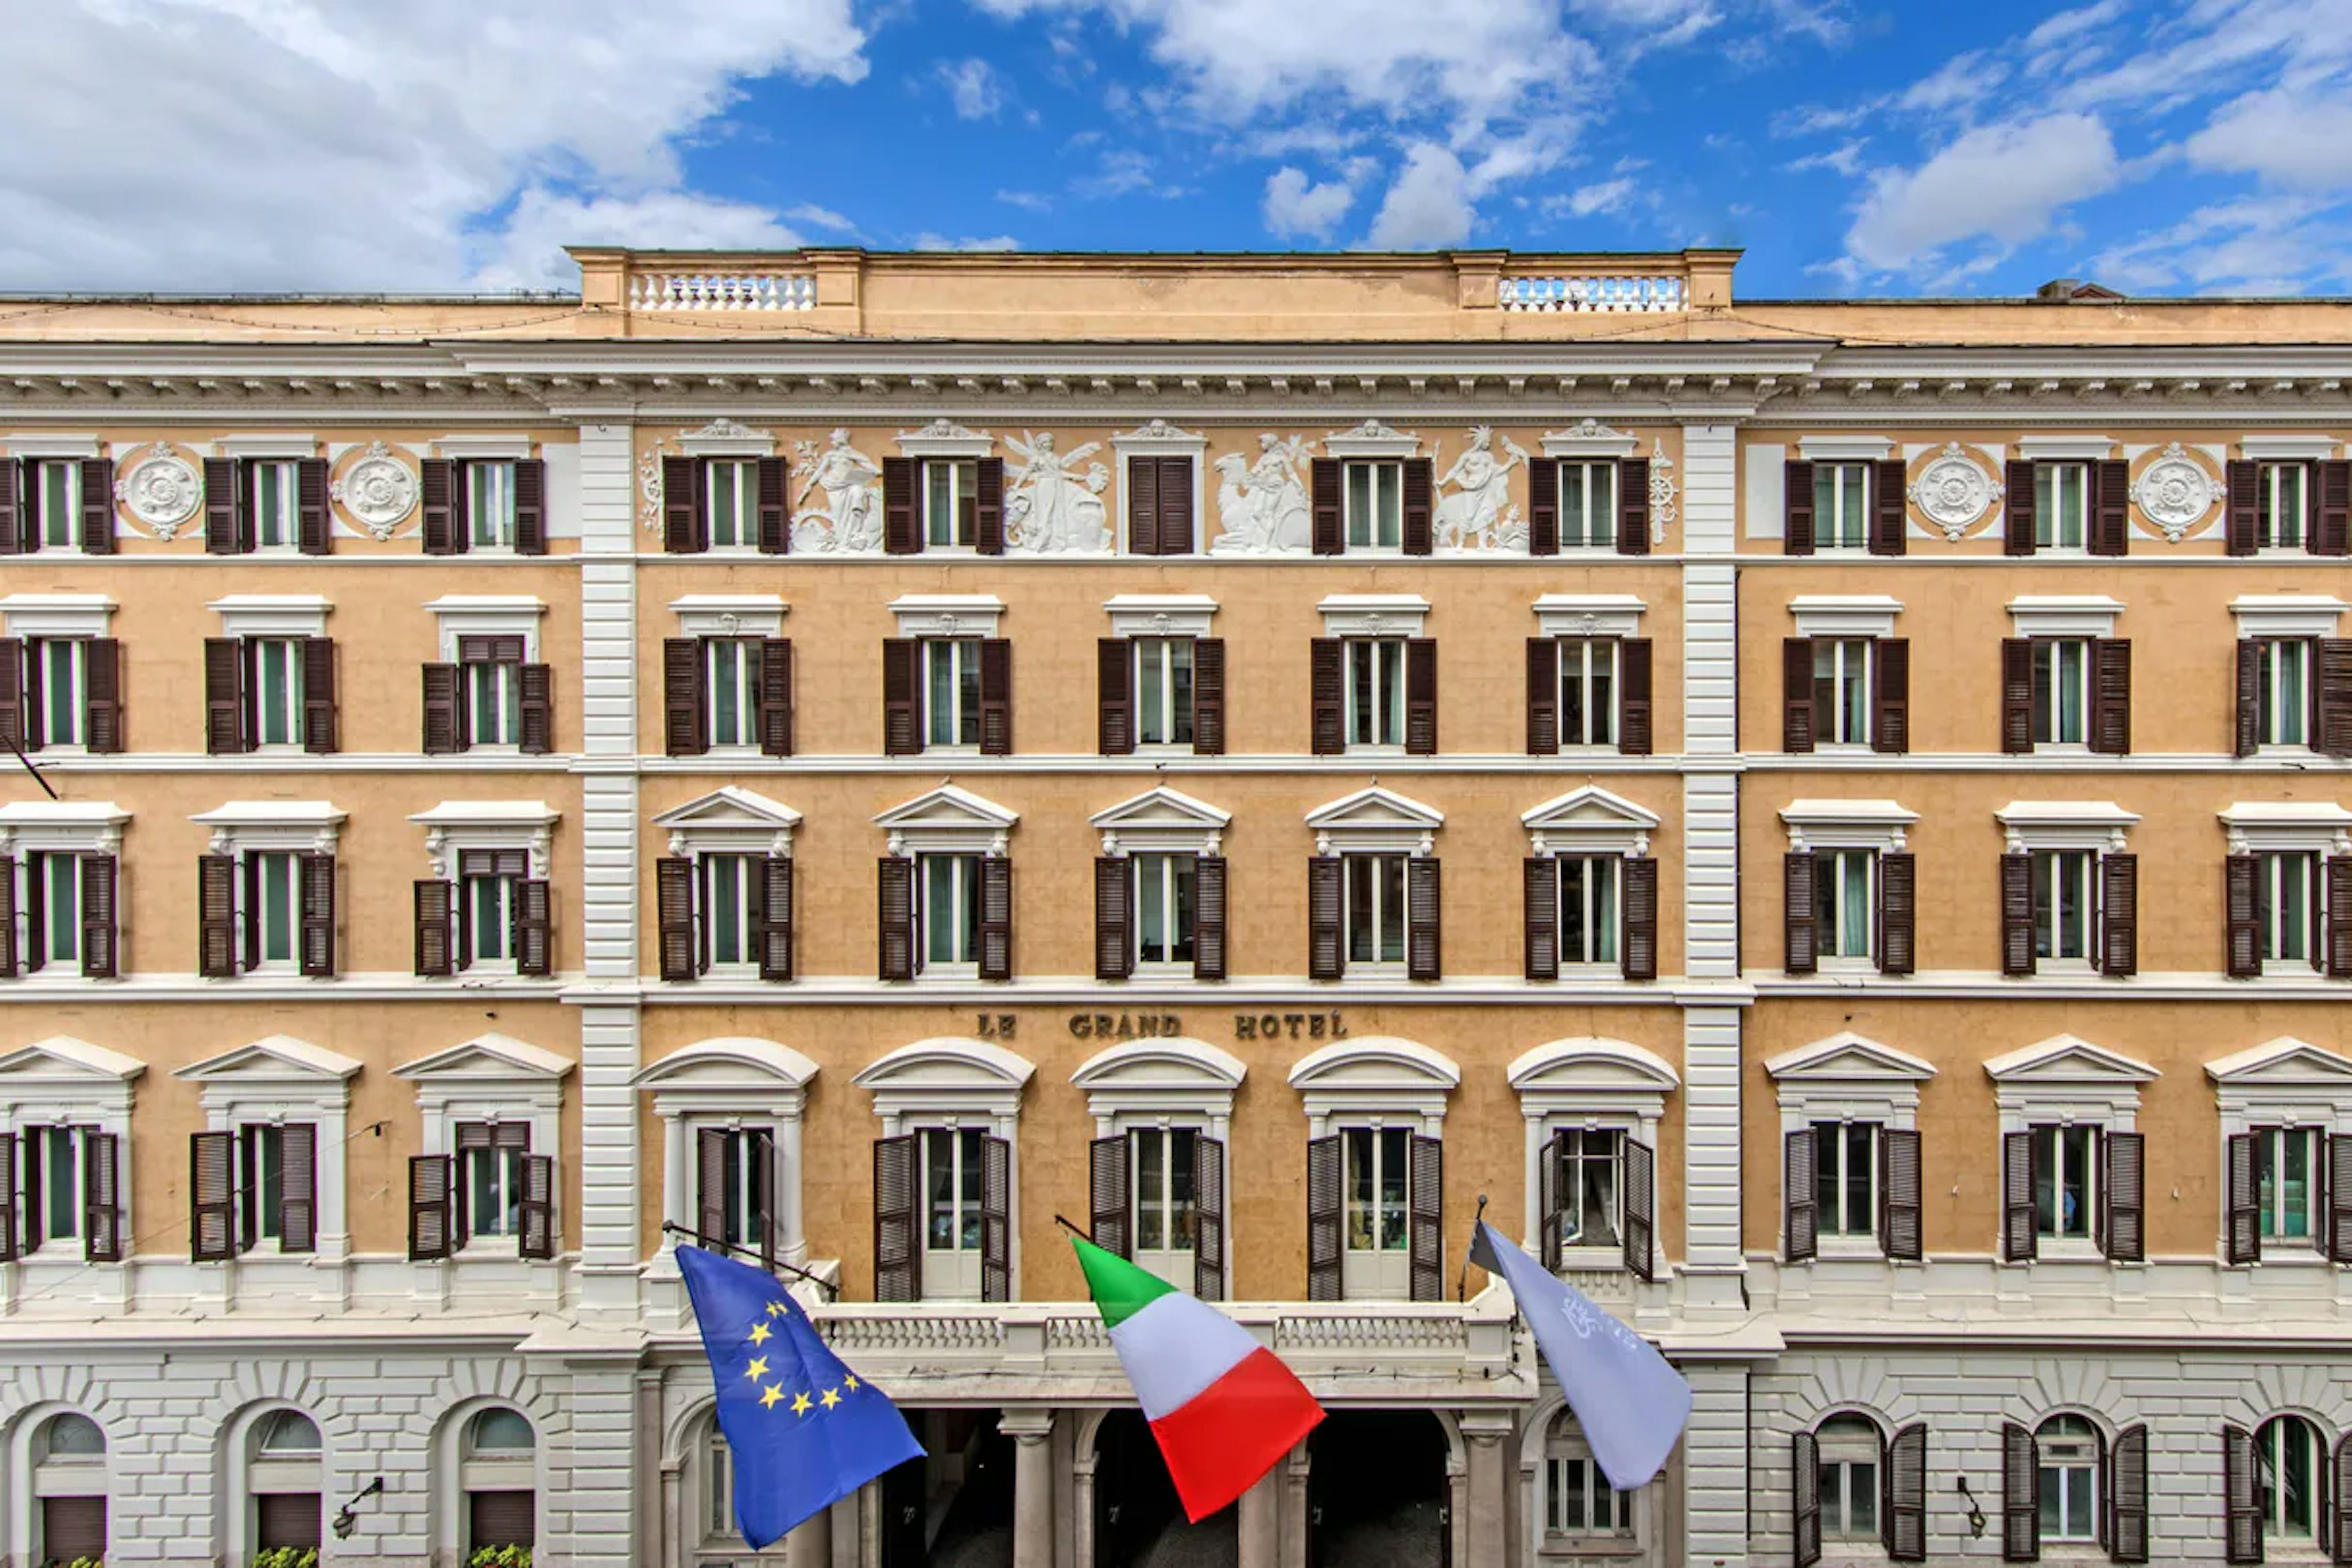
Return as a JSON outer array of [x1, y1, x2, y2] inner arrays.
[[1073, 1236, 1324, 1521]]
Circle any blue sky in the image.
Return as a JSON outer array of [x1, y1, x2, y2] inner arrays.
[[7, 1, 2352, 298]]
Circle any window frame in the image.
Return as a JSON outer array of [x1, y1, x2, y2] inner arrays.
[[1556, 636, 1619, 748], [2255, 1414, 2327, 1544], [1556, 459, 1620, 550], [922, 457, 980, 549], [702, 458, 759, 552], [28, 637, 86, 751], [1809, 637, 1874, 748], [394, 1032, 569, 1275], [1342, 458, 1404, 551], [1986, 1033, 2155, 1263], [2029, 637, 2093, 748], [920, 636, 986, 752], [1766, 1030, 1937, 1265], [2034, 1415, 2102, 1544], [1132, 635, 1197, 749], [2257, 461, 2307, 552], [1131, 850, 1199, 972], [248, 458, 302, 551], [1343, 636, 1410, 750], [2035, 461, 2090, 551], [1815, 1414, 1883, 1544], [462, 459, 519, 552], [1506, 1035, 1673, 1275], [1538, 1412, 1648, 1553], [31, 460, 82, 553], [1811, 461, 1872, 552], [1555, 852, 1623, 969], [915, 851, 984, 978], [1341, 850, 1409, 973], [636, 1036, 817, 1276]]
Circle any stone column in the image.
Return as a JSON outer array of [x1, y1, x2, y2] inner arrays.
[[1458, 1411, 1517, 1568], [1281, 1440, 1313, 1568], [786, 1505, 833, 1568], [1001, 1408, 1057, 1568], [1238, 1461, 1282, 1568]]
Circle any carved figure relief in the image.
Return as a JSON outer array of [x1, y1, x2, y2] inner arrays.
[[1004, 430, 1111, 553], [332, 440, 419, 539], [1646, 437, 1678, 543], [639, 443, 666, 535], [113, 442, 201, 539], [1432, 426, 1528, 550], [1908, 442, 2001, 541], [2132, 442, 2226, 542], [1210, 434, 1316, 554], [790, 429, 884, 552]]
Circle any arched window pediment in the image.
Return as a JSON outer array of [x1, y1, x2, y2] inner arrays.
[[1508, 1037, 1680, 1097]]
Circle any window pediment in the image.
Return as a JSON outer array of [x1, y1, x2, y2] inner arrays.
[[1072, 1038, 1246, 1126], [1781, 799, 1917, 854], [1532, 594, 1645, 639], [1290, 1036, 1458, 1130], [855, 1037, 1034, 1128], [1507, 1038, 1680, 1097], [1103, 594, 1217, 639], [669, 594, 786, 639], [0, 801, 128, 855], [1322, 419, 1422, 459], [207, 594, 331, 640], [888, 594, 1005, 639], [2218, 802, 2352, 856], [2006, 595, 2124, 639], [192, 801, 346, 856], [1790, 595, 1902, 640], [1522, 786, 1659, 856], [173, 1034, 361, 1087], [1798, 435, 1896, 462], [635, 1037, 819, 1094], [0, 1035, 145, 1088], [0, 594, 115, 639], [1996, 801, 2138, 853], [1985, 1034, 2158, 1087], [1305, 786, 1443, 856], [1091, 786, 1229, 856], [1765, 1031, 1937, 1085], [654, 787, 801, 856], [423, 595, 546, 660], [2204, 1037, 2352, 1088], [1317, 594, 1431, 639], [396, 1031, 573, 1085], [894, 420, 995, 460], [675, 418, 775, 459], [875, 785, 1018, 856], [1540, 420, 1640, 459], [410, 801, 560, 878], [2231, 595, 2348, 640]]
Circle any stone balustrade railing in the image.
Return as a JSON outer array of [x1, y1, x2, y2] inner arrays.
[[1498, 274, 1689, 313], [627, 270, 818, 312]]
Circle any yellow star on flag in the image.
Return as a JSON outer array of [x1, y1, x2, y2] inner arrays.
[[791, 1392, 813, 1416], [747, 1322, 771, 1346], [744, 1357, 769, 1381], [766, 1301, 787, 1317], [843, 1374, 860, 1392], [820, 1387, 842, 1410], [759, 1384, 784, 1411]]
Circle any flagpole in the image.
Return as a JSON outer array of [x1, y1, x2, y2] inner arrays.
[[660, 1221, 840, 1300], [1458, 1193, 1487, 1302], [1052, 1213, 1095, 1242]]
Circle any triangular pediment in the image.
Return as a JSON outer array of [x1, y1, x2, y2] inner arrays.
[[1520, 786, 1662, 835], [174, 1034, 361, 1084], [2205, 1036, 2352, 1086], [1767, 1031, 1937, 1085], [1090, 787, 1232, 834], [633, 1036, 819, 1091], [873, 785, 1020, 834], [1509, 1037, 1680, 1094], [0, 1035, 145, 1084], [650, 787, 802, 834], [396, 1031, 573, 1083], [1985, 1034, 2158, 1085], [1289, 1036, 1460, 1093], [1072, 1038, 1247, 1094], [1303, 786, 1444, 834]]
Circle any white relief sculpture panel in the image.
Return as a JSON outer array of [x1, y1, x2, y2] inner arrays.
[[113, 442, 201, 539], [332, 440, 419, 540], [789, 429, 884, 552], [2132, 442, 2226, 542], [1646, 437, 1678, 543], [1003, 431, 1111, 554], [1209, 434, 1316, 555], [1433, 426, 1528, 551], [1908, 442, 2001, 541], [639, 443, 666, 535]]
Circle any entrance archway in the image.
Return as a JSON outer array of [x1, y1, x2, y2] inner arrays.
[[1307, 1410, 1450, 1567], [880, 1409, 1016, 1567], [1093, 1409, 1239, 1567]]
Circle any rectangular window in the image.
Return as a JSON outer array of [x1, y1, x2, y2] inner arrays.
[[252, 851, 301, 967], [1344, 460, 1403, 549], [37, 1126, 80, 1242], [918, 853, 982, 972], [1812, 848, 1875, 961], [2257, 638, 2310, 748], [34, 460, 80, 551], [1558, 638, 1617, 747], [1555, 1128, 1621, 1253], [251, 638, 306, 748], [1544, 1457, 1633, 1537], [2038, 1425, 2100, 1542], [1559, 461, 1617, 548], [704, 639, 759, 748], [1558, 854, 1620, 967], [34, 852, 82, 967], [2254, 1125, 2320, 1242], [1818, 1423, 1881, 1541], [1812, 462, 1869, 550], [2260, 462, 2307, 550], [923, 459, 978, 548], [2031, 850, 2097, 962], [924, 638, 983, 748], [1343, 853, 1406, 967], [704, 459, 756, 549], [702, 853, 757, 968], [1134, 853, 1197, 967], [462, 1136, 524, 1239], [920, 1126, 985, 1298], [2030, 1123, 2098, 1240], [2035, 463, 2090, 549], [31, 639, 84, 748], [1132, 1126, 1197, 1265], [1343, 1126, 1409, 1255], [2030, 639, 2090, 745], [462, 638, 524, 748], [1810, 639, 1872, 746], [714, 1127, 772, 1250], [467, 461, 516, 549], [2258, 851, 2319, 966], [250, 460, 300, 549], [1812, 1120, 1879, 1238], [1344, 638, 1408, 748], [244, 1123, 286, 1244], [464, 865, 516, 965], [1134, 638, 1196, 747]]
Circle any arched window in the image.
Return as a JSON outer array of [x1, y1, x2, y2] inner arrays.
[[2256, 1415, 2326, 1543], [1541, 1409, 1640, 1550], [462, 1408, 537, 1559], [1815, 1416, 1880, 1542], [249, 1410, 323, 1556], [32, 1412, 108, 1564], [2035, 1415, 2101, 1543], [698, 1422, 744, 1561]]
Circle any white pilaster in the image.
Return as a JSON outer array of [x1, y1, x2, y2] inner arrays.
[[1681, 1362, 1752, 1568]]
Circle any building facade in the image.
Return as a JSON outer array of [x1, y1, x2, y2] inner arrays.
[[0, 246, 2349, 1567]]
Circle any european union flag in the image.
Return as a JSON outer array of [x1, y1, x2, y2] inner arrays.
[[677, 1243, 925, 1548]]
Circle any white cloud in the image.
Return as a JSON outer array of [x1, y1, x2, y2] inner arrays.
[[477, 190, 803, 290], [2188, 86, 2352, 189], [1261, 167, 1357, 239], [786, 203, 860, 233], [2090, 194, 2351, 293], [996, 189, 1055, 212], [937, 57, 1009, 119], [0, 0, 867, 291], [909, 233, 1024, 251], [1783, 138, 1866, 176], [1368, 143, 1476, 248], [1549, 176, 1638, 217], [2024, 0, 2128, 51], [1845, 112, 2122, 274]]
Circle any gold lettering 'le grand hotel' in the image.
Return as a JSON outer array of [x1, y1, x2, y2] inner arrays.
[[2, 246, 2350, 1568]]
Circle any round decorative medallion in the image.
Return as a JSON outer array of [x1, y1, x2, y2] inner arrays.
[[1907, 443, 2000, 541], [2130, 442, 2225, 542], [113, 443, 202, 538], [333, 441, 418, 539]]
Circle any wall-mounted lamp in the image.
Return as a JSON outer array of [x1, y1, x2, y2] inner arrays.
[[333, 1476, 386, 1540], [1954, 1476, 1988, 1539]]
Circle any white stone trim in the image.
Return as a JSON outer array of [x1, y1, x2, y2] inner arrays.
[[1796, 435, 1896, 462], [1779, 799, 1918, 853], [423, 595, 547, 660], [1532, 594, 1645, 639], [1316, 594, 1431, 639], [1305, 785, 1444, 856], [2206, 1038, 2352, 1137], [190, 801, 346, 856], [1540, 420, 1641, 459], [651, 786, 801, 858], [0, 434, 101, 459], [888, 594, 1005, 639], [669, 594, 786, 639], [173, 1035, 360, 1266], [635, 1037, 819, 1267], [1520, 785, 1659, 857], [2240, 435, 2342, 462], [206, 594, 331, 640], [1090, 786, 1229, 856], [1789, 595, 1902, 640], [671, 420, 774, 459], [1507, 1037, 1677, 1246], [2230, 595, 2350, 640], [873, 785, 1018, 856], [430, 434, 538, 461], [0, 594, 114, 640], [0, 1036, 142, 1272], [2006, 595, 2125, 639], [1103, 595, 1218, 639], [1071, 1038, 1246, 1135], [394, 1033, 570, 1262], [893, 420, 995, 459], [0, 801, 127, 855], [853, 1037, 1033, 1131], [1766, 1031, 1935, 1137], [2015, 436, 2117, 461], [1996, 801, 2139, 853], [1288, 1036, 1459, 1136], [1110, 424, 1207, 554], [2218, 801, 2352, 856], [1321, 420, 1422, 459], [212, 434, 320, 459], [409, 801, 561, 879], [1985, 1034, 2158, 1131]]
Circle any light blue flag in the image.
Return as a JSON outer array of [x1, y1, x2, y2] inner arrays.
[[1470, 1218, 1691, 1491]]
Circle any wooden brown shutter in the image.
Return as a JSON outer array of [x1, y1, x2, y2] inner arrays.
[[1872, 638, 1909, 754], [1193, 856, 1227, 981], [2225, 1425, 2262, 1564], [2226, 460, 2261, 556], [0, 854, 14, 976], [279, 1123, 317, 1254], [882, 457, 918, 554], [881, 638, 921, 756], [1523, 856, 1559, 981], [1306, 1134, 1342, 1300], [2226, 1131, 2260, 1264], [1308, 857, 1343, 979], [1400, 457, 1435, 555], [2090, 458, 2130, 556], [1158, 456, 1194, 553], [518, 1153, 555, 1259], [205, 637, 247, 754], [696, 1126, 727, 1243], [1404, 637, 1438, 755], [77, 636, 121, 755], [1408, 1134, 1444, 1301], [2334, 1434, 2352, 1565], [1784, 1127, 1817, 1262], [663, 638, 704, 756], [298, 853, 336, 976], [1886, 1423, 1928, 1561], [1126, 456, 1161, 555], [877, 857, 914, 981], [2005, 460, 2037, 555], [1310, 458, 1343, 554], [1095, 856, 1133, 981], [2101, 1129, 2145, 1262], [2318, 459, 2352, 557], [243, 854, 262, 971], [408, 1153, 453, 1260], [0, 1133, 17, 1261], [1527, 458, 1558, 556], [2090, 638, 2132, 754], [1784, 852, 1818, 975], [1621, 855, 1659, 981], [2001, 638, 2035, 753], [1881, 1127, 1923, 1262], [756, 454, 789, 554], [81, 1131, 121, 1261], [295, 456, 330, 555], [191, 1130, 236, 1262], [2002, 853, 2037, 976], [421, 663, 462, 754], [978, 856, 1013, 981], [1783, 459, 1815, 554], [468, 1492, 535, 1551], [512, 458, 547, 554], [2332, 1134, 2352, 1265], [75, 458, 113, 554], [0, 462, 17, 554], [1194, 1136, 1225, 1300], [2003, 1131, 2038, 1262], [1406, 856, 1442, 981], [2002, 1423, 2040, 1563], [80, 854, 116, 979], [756, 858, 792, 982], [979, 1134, 1011, 1300], [1619, 637, 1654, 755], [1090, 1134, 1131, 1259], [415, 880, 453, 977], [516, 878, 552, 978], [663, 455, 703, 552], [2108, 1425, 2149, 1564], [518, 662, 552, 755], [1540, 1131, 1567, 1265], [1879, 850, 1915, 976], [301, 637, 337, 753], [0, 639, 19, 751], [2330, 856, 2352, 979], [205, 456, 243, 552], [1617, 455, 1651, 555], [1098, 638, 1134, 755], [2322, 639, 2352, 756], [2236, 639, 2264, 756], [198, 853, 238, 976], [758, 638, 793, 756], [2101, 853, 2138, 976], [1871, 458, 1908, 555], [655, 857, 695, 982], [1191, 637, 1225, 755], [973, 458, 1006, 555], [1310, 637, 1345, 755], [419, 458, 456, 554], [873, 1134, 919, 1301], [1526, 638, 1559, 755], [2227, 854, 2261, 978], [1793, 1429, 1823, 1568], [1782, 637, 1815, 752], [978, 638, 1013, 755], [1623, 1136, 1656, 1281]]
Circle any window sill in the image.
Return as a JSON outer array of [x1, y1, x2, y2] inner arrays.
[[1556, 1246, 1627, 1270], [911, 966, 983, 983], [461, 742, 526, 758], [1539, 1536, 1642, 1559], [1818, 957, 1877, 973], [1337, 963, 1410, 981], [26, 742, 88, 758], [922, 744, 984, 760], [2019, 1240, 2105, 1264], [1813, 1237, 1885, 1261], [2259, 962, 2332, 979], [1343, 744, 1408, 758]]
